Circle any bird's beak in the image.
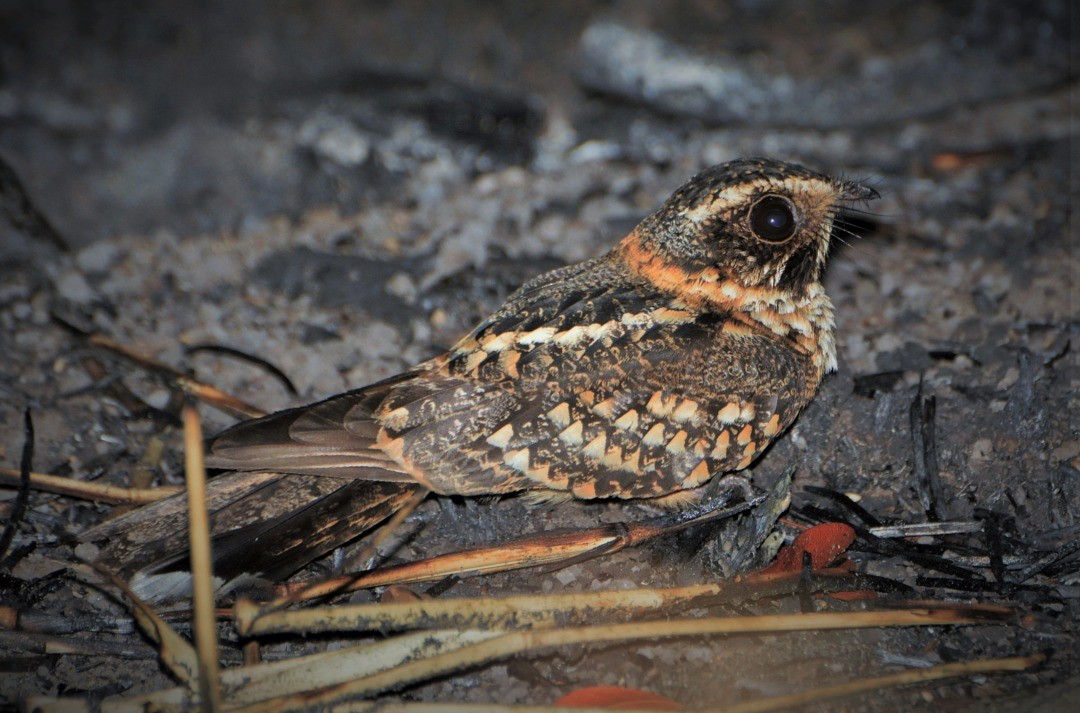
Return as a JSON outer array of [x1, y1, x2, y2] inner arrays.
[[839, 181, 880, 202]]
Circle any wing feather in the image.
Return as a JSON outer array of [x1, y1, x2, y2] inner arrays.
[[205, 374, 417, 479]]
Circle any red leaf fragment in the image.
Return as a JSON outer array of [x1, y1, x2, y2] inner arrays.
[[555, 685, 683, 710], [829, 589, 879, 601], [759, 522, 856, 575]]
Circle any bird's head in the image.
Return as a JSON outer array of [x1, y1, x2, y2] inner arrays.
[[620, 158, 878, 308]]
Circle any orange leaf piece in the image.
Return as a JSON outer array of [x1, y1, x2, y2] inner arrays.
[[829, 589, 879, 601], [379, 585, 431, 603], [555, 685, 683, 710], [759, 522, 856, 575]]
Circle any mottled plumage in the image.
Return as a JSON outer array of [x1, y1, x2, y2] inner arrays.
[[86, 158, 877, 596]]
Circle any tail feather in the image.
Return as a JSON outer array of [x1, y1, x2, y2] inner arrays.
[[84, 471, 420, 601], [208, 480, 421, 583], [86, 471, 351, 578], [81, 470, 282, 543], [86, 374, 433, 601]]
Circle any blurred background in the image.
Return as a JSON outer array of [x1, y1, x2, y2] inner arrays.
[[0, 1, 1075, 709], [0, 1, 1070, 248]]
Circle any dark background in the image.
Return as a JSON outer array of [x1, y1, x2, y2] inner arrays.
[[0, 1, 1076, 709]]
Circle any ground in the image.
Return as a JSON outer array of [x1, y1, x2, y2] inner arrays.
[[0, 1, 1076, 711]]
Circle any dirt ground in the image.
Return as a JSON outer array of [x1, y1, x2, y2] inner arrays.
[[0, 1, 1076, 710]]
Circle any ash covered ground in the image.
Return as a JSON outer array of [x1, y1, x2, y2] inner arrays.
[[0, 1, 1076, 710]]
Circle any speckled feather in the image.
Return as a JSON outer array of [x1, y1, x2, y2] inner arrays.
[[208, 158, 877, 502]]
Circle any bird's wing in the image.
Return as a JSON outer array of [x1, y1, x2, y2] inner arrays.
[[205, 371, 428, 478], [372, 268, 812, 498], [199, 258, 630, 484], [206, 261, 809, 499]]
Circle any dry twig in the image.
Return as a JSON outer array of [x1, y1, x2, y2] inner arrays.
[[274, 484, 761, 604], [226, 607, 1013, 712], [184, 403, 224, 712], [238, 570, 915, 637], [0, 466, 181, 504]]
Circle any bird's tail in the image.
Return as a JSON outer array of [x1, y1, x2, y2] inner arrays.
[[81, 471, 420, 602], [81, 375, 432, 601]]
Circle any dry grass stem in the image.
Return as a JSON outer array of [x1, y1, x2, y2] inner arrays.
[[86, 332, 264, 418], [272, 527, 626, 604], [869, 521, 983, 538], [720, 652, 1047, 713], [0, 466, 181, 503], [236, 584, 717, 636], [226, 607, 1011, 711], [82, 630, 501, 711], [222, 629, 501, 707], [90, 565, 199, 686], [239, 576, 879, 637], [184, 403, 224, 711], [114, 437, 166, 514], [245, 566, 903, 637]]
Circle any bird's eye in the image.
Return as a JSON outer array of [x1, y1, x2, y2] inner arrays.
[[749, 196, 797, 243]]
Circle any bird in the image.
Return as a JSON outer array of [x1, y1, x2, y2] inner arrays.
[[84, 157, 878, 599]]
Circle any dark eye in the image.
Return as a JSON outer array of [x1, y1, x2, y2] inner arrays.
[[749, 196, 797, 243]]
